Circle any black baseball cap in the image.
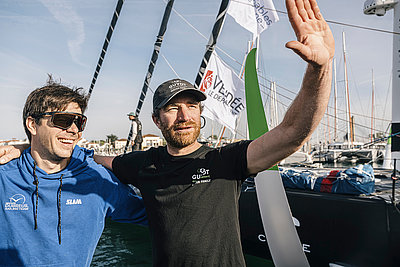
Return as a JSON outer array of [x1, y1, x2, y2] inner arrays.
[[152, 79, 207, 112]]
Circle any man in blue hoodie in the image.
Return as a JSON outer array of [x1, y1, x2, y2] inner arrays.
[[0, 80, 147, 267]]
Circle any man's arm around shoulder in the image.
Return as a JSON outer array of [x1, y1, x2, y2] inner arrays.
[[93, 154, 116, 171]]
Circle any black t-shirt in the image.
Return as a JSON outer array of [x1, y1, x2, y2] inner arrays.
[[113, 141, 251, 267]]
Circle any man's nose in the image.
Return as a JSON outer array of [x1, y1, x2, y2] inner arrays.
[[66, 121, 80, 133], [177, 106, 191, 121]]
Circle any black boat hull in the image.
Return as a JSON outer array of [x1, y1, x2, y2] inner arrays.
[[239, 188, 400, 267]]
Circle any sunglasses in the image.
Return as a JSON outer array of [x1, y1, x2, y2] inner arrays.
[[33, 111, 87, 132]]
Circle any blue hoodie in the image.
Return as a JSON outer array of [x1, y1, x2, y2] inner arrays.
[[0, 146, 147, 267]]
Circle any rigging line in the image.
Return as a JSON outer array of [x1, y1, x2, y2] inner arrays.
[[258, 73, 388, 122], [123, 0, 175, 154], [382, 71, 392, 125], [87, 0, 124, 99], [259, 68, 391, 124], [230, 0, 400, 35], [257, 74, 391, 123], [258, 81, 388, 134], [323, 111, 386, 137], [161, 53, 181, 78], [347, 57, 367, 117], [168, 2, 208, 41], [316, 120, 367, 141], [168, 0, 243, 67]]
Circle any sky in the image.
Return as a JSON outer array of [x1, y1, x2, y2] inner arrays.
[[0, 0, 395, 144]]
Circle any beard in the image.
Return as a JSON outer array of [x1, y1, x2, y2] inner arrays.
[[160, 121, 201, 149]]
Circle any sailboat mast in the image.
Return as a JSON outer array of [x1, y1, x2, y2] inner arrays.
[[392, 3, 400, 170], [342, 32, 353, 146], [256, 36, 260, 70], [371, 69, 375, 142], [270, 81, 278, 129], [333, 58, 338, 141]]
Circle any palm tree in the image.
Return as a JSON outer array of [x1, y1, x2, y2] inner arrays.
[[106, 134, 118, 148]]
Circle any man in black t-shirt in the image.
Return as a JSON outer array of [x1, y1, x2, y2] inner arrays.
[[0, 1, 335, 266], [102, 0, 335, 258]]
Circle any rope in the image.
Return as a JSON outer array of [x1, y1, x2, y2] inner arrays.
[[87, 0, 125, 99], [161, 53, 181, 78]]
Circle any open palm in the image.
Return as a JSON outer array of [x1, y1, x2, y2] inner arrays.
[[285, 0, 335, 66]]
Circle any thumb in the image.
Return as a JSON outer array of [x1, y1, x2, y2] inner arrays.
[[285, 41, 310, 62]]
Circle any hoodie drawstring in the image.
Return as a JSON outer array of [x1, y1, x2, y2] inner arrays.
[[57, 174, 63, 245], [33, 163, 39, 230], [32, 162, 64, 245]]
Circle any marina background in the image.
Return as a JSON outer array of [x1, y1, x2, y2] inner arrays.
[[1, 1, 397, 265], [0, 0, 394, 145]]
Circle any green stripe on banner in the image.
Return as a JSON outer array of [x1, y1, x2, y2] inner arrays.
[[245, 48, 278, 171], [244, 47, 309, 267]]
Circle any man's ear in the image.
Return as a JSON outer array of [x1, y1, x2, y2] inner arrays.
[[152, 114, 161, 129], [26, 117, 38, 137]]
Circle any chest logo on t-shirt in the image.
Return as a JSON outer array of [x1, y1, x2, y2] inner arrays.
[[191, 168, 211, 185], [4, 194, 29, 211], [66, 199, 82, 205]]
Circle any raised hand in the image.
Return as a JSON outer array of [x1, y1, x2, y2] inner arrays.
[[285, 0, 335, 67]]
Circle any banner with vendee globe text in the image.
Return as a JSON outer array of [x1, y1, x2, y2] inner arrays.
[[199, 51, 245, 133]]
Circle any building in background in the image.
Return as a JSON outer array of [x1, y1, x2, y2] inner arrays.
[[142, 134, 164, 150]]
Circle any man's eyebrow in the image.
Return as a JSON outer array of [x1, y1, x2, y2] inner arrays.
[[164, 103, 178, 108], [186, 100, 200, 105]]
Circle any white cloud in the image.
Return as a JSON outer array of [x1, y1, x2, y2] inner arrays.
[[39, 0, 85, 66]]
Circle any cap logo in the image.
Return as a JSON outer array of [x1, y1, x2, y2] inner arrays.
[[168, 81, 187, 93]]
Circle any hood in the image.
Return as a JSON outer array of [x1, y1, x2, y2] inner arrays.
[[19, 146, 93, 179]]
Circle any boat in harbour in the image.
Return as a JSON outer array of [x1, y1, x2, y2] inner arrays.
[[312, 141, 386, 164]]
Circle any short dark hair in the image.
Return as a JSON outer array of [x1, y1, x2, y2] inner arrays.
[[23, 77, 88, 142]]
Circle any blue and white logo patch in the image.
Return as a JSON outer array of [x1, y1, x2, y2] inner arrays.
[[4, 194, 29, 211]]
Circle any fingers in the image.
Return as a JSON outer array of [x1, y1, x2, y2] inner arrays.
[[0, 146, 21, 164], [0, 152, 13, 164], [0, 155, 11, 164], [287, 0, 323, 22], [295, 0, 309, 22], [309, 0, 323, 20], [303, 0, 316, 20], [286, 0, 302, 33]]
